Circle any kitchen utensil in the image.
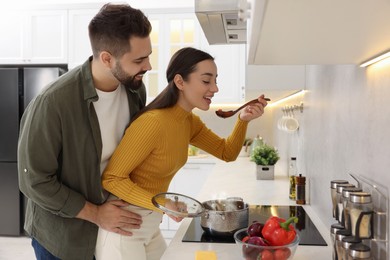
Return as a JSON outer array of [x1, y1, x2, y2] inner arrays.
[[283, 110, 299, 132], [200, 198, 249, 236], [152, 192, 204, 218], [277, 107, 288, 130], [215, 98, 270, 118]]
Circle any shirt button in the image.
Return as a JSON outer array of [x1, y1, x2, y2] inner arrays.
[[24, 168, 28, 173]]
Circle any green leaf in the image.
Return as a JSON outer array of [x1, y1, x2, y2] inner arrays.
[[250, 144, 280, 165]]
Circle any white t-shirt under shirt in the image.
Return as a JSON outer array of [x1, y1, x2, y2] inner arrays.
[[93, 85, 130, 175]]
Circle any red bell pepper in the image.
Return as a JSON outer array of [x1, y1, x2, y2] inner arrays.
[[261, 216, 298, 246]]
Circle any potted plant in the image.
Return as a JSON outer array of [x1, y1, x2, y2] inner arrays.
[[250, 144, 280, 180]]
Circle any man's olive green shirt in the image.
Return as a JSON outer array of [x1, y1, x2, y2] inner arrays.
[[18, 57, 146, 260]]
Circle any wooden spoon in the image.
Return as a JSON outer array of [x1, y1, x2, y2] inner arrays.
[[215, 98, 270, 118]]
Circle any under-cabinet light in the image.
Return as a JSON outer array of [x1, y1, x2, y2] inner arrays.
[[360, 51, 390, 67], [267, 90, 306, 107]]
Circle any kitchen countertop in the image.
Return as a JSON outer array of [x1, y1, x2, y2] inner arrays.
[[186, 154, 217, 164], [161, 157, 332, 260]]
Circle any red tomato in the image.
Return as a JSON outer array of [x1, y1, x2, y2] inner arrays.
[[261, 250, 274, 260], [273, 248, 291, 260], [242, 235, 250, 243]]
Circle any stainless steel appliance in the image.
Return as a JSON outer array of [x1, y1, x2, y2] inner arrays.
[[0, 65, 67, 235], [182, 205, 328, 246]]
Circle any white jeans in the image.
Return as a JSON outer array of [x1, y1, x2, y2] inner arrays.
[[95, 204, 167, 260]]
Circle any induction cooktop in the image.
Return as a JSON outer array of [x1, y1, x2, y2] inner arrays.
[[182, 205, 327, 246]]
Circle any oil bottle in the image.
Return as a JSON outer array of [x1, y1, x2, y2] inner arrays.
[[288, 157, 297, 200]]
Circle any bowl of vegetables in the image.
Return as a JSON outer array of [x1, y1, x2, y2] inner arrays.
[[234, 216, 300, 260]]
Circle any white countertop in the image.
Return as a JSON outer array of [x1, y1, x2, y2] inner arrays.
[[186, 154, 217, 164], [161, 157, 332, 260]]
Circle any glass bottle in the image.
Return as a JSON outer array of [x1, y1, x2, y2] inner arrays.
[[347, 192, 374, 239], [341, 236, 361, 260], [336, 183, 356, 223], [335, 230, 352, 260], [331, 223, 345, 260], [348, 243, 372, 260], [289, 157, 297, 200], [249, 135, 263, 157], [331, 180, 349, 219], [341, 187, 362, 232], [295, 174, 306, 205]]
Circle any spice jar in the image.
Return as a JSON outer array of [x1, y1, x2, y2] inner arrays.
[[348, 243, 372, 260], [295, 174, 306, 205], [347, 192, 374, 239], [342, 187, 362, 233], [335, 230, 352, 260], [331, 180, 349, 219], [336, 183, 356, 223], [341, 236, 361, 260], [331, 223, 345, 260]]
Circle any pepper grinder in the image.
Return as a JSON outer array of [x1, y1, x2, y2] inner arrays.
[[296, 174, 306, 205]]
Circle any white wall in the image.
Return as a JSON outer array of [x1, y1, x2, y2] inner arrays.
[[300, 62, 390, 224]]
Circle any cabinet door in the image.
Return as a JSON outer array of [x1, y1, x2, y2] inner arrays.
[[0, 11, 24, 64], [0, 163, 20, 236], [0, 10, 67, 64], [27, 10, 68, 64], [68, 9, 97, 69]]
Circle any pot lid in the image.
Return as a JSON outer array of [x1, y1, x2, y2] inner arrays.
[[151, 192, 204, 218]]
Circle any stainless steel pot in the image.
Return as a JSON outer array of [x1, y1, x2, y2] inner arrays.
[[200, 197, 249, 236]]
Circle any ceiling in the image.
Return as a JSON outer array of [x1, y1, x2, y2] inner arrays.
[[247, 0, 390, 65]]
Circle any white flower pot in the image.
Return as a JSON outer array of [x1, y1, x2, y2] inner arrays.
[[256, 165, 275, 180]]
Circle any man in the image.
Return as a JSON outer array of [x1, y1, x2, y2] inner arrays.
[[18, 4, 152, 259]]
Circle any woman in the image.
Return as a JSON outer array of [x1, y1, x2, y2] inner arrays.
[[95, 47, 268, 259]]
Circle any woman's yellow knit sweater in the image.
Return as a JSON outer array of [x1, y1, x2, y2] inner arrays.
[[102, 104, 248, 211]]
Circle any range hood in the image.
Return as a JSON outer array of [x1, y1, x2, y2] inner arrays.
[[195, 0, 246, 44]]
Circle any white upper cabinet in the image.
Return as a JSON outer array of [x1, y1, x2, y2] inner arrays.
[[248, 0, 390, 65], [68, 9, 97, 69], [0, 10, 68, 64]]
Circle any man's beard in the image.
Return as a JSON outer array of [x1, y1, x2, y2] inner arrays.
[[111, 61, 146, 90]]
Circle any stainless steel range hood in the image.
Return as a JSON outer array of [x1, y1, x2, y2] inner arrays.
[[195, 0, 246, 45]]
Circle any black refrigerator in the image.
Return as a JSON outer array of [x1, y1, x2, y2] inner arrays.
[[0, 65, 67, 236]]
